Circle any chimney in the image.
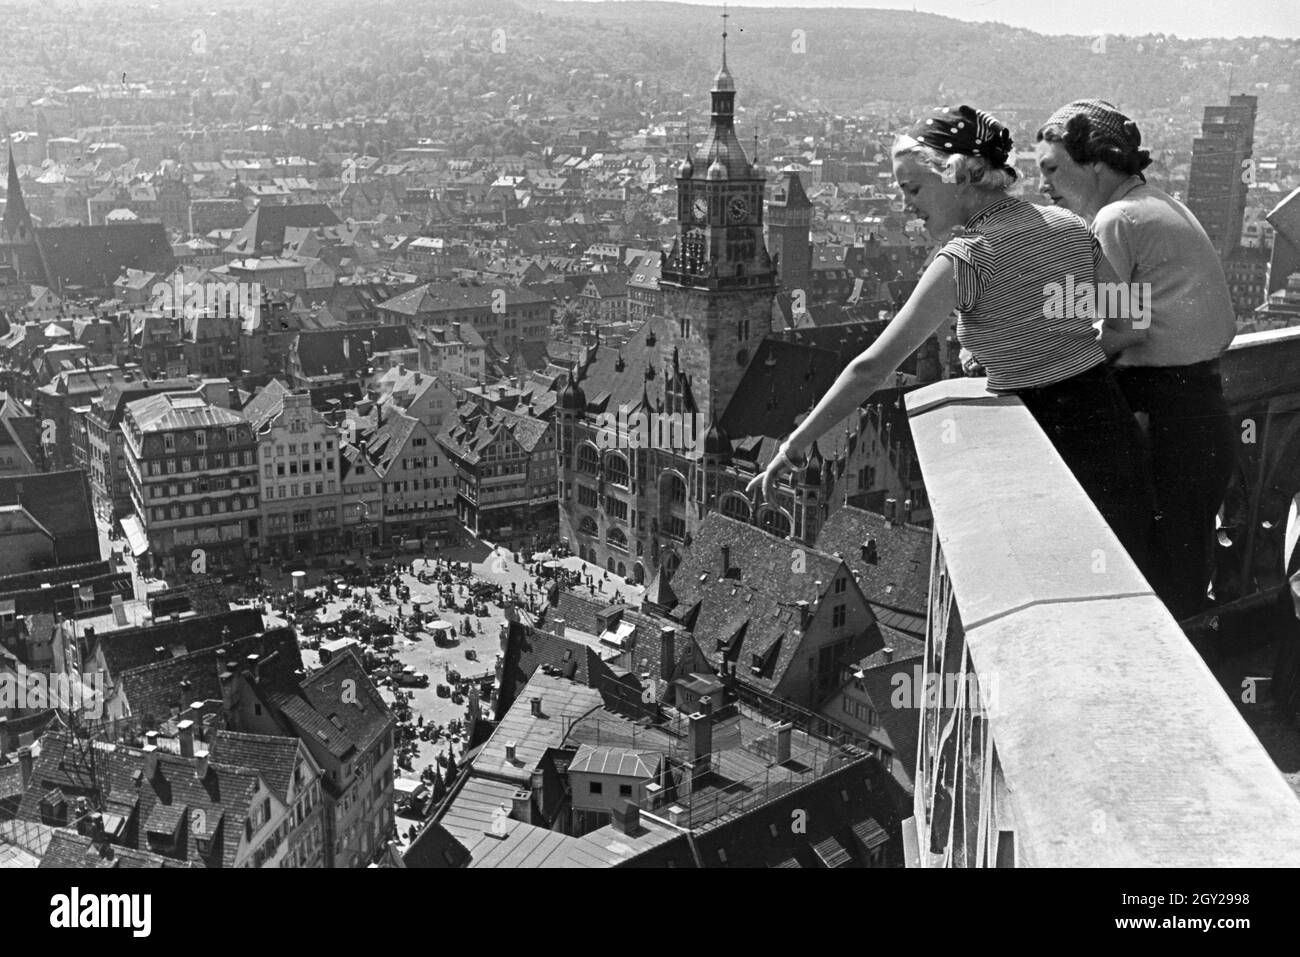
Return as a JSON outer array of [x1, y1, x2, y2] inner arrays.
[[659, 626, 676, 681], [143, 745, 159, 779], [530, 696, 542, 718], [195, 750, 210, 779], [795, 599, 810, 628], [884, 498, 897, 525], [18, 746, 32, 786], [511, 788, 531, 822], [862, 538, 878, 565], [903, 499, 913, 523], [505, 741, 517, 763], [667, 804, 686, 827], [884, 646, 894, 662], [775, 723, 792, 764], [688, 705, 712, 772], [719, 544, 730, 580], [551, 617, 566, 638], [144, 730, 159, 748], [614, 800, 641, 835], [177, 718, 195, 758]]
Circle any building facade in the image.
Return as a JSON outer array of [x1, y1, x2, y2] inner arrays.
[[122, 392, 259, 574]]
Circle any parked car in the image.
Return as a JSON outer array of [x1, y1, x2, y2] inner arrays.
[[397, 666, 429, 688]]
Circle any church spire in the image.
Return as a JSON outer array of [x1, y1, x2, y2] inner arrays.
[[2, 146, 33, 241]]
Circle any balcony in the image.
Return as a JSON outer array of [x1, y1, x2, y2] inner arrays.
[[903, 330, 1300, 867]]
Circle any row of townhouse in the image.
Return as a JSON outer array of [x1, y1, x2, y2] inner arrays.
[[112, 375, 561, 571]]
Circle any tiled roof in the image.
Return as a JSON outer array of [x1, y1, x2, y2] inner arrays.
[[208, 731, 301, 803], [402, 819, 472, 868], [495, 619, 599, 716], [813, 506, 931, 618], [93, 608, 264, 678], [34, 223, 176, 292], [295, 650, 394, 756], [293, 325, 414, 379], [667, 513, 846, 694], [120, 627, 302, 724], [225, 203, 339, 256], [19, 733, 260, 868]]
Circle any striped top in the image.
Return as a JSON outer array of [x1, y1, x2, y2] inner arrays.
[[937, 196, 1108, 391]]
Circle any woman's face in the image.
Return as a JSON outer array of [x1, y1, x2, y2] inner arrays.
[[1035, 139, 1101, 215], [893, 153, 964, 239]]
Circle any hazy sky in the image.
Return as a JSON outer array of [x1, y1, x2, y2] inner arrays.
[[558, 0, 1300, 39]]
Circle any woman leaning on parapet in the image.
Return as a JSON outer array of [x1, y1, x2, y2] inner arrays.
[[1035, 100, 1237, 621], [748, 104, 1154, 572]]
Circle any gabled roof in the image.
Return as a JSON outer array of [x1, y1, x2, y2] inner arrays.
[[20, 733, 261, 868], [225, 203, 340, 256], [208, 731, 302, 804], [294, 650, 394, 757], [33, 223, 175, 293], [667, 513, 852, 694], [813, 506, 931, 618], [119, 627, 302, 724]]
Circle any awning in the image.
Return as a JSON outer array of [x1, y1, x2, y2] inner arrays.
[[120, 515, 149, 557]]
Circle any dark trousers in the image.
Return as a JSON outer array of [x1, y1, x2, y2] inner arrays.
[[1014, 363, 1155, 576], [1114, 362, 1236, 621]]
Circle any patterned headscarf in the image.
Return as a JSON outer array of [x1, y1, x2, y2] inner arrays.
[[1042, 99, 1143, 152], [908, 104, 1014, 168]]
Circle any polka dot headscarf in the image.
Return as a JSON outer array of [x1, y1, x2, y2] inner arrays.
[[908, 104, 1014, 168]]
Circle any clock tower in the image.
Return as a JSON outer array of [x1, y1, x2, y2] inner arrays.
[[659, 16, 777, 427]]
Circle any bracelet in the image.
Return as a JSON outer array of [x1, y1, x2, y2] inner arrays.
[[779, 441, 808, 470]]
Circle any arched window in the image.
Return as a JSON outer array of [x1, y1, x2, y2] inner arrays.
[[579, 516, 598, 536], [661, 472, 686, 504], [577, 444, 600, 476], [604, 451, 629, 487], [720, 493, 750, 522], [607, 527, 628, 550]]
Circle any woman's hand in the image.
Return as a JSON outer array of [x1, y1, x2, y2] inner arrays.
[[745, 442, 805, 503], [959, 347, 985, 377]]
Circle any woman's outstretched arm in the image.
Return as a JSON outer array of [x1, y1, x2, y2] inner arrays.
[[747, 255, 958, 502]]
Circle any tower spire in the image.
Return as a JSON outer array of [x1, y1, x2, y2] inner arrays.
[[3, 145, 33, 241], [721, 3, 729, 72]]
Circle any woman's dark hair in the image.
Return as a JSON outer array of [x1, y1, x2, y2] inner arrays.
[[1036, 112, 1153, 178]]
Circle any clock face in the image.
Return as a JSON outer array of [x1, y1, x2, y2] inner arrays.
[[692, 197, 708, 221], [728, 196, 749, 222]]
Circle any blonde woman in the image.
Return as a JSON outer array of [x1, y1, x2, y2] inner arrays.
[[749, 104, 1153, 570]]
